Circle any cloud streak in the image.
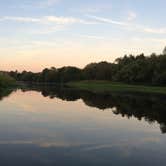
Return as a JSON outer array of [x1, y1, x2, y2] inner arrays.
[[87, 15, 128, 26], [143, 28, 166, 34], [87, 15, 166, 35], [0, 14, 166, 35], [0, 15, 94, 25]]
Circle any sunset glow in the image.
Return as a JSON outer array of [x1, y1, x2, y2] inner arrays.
[[0, 0, 166, 71]]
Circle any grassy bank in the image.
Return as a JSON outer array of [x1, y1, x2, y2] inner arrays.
[[68, 81, 166, 95], [0, 73, 16, 89]]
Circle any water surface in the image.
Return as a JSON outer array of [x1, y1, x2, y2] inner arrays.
[[0, 86, 166, 165]]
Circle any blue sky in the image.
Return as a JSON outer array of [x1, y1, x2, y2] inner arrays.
[[0, 0, 166, 71]]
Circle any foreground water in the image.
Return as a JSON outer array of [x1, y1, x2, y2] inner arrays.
[[0, 86, 166, 166]]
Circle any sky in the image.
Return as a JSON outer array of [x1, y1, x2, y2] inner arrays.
[[0, 0, 166, 72]]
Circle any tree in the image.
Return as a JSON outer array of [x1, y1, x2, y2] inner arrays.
[[163, 46, 166, 55]]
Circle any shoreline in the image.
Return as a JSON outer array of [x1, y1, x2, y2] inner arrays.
[[67, 81, 166, 95]]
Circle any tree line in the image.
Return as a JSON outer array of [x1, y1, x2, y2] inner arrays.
[[8, 47, 166, 86], [0, 73, 16, 89]]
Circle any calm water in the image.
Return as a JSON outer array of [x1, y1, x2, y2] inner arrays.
[[0, 85, 166, 165]]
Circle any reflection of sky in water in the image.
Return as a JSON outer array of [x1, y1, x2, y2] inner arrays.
[[0, 89, 166, 165]]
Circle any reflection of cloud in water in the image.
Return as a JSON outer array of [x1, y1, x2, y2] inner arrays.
[[0, 135, 161, 151], [82, 136, 161, 152], [0, 140, 92, 148], [1, 86, 166, 165]]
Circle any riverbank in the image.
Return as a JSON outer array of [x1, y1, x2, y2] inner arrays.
[[68, 81, 166, 95], [0, 74, 16, 89]]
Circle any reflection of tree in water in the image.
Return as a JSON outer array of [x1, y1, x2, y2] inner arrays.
[[0, 88, 14, 101], [85, 94, 166, 134], [160, 123, 166, 134], [8, 84, 166, 134]]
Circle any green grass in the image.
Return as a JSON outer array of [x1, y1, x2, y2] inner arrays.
[[0, 73, 16, 89], [68, 80, 166, 95]]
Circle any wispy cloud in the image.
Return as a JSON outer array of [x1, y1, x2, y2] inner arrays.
[[127, 11, 137, 21], [2, 14, 165, 35], [87, 15, 166, 35], [143, 27, 166, 34], [0, 15, 94, 25], [0, 16, 40, 23], [129, 25, 166, 35], [87, 15, 128, 26]]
